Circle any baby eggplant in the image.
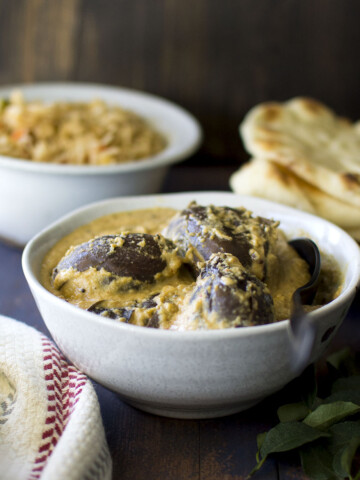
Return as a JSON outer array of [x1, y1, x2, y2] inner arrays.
[[87, 304, 134, 322], [179, 253, 275, 329], [87, 295, 160, 328], [52, 233, 184, 303], [163, 202, 277, 280], [53, 233, 179, 283]]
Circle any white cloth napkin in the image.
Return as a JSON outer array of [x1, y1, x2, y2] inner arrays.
[[0, 315, 112, 480]]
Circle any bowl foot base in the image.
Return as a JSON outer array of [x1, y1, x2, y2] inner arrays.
[[125, 398, 262, 419]]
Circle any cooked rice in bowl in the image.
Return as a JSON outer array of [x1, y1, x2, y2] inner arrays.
[[0, 90, 166, 165]]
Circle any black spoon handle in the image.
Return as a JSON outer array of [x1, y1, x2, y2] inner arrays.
[[288, 238, 321, 374]]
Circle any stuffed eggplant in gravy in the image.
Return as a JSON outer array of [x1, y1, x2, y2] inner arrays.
[[41, 202, 342, 330]]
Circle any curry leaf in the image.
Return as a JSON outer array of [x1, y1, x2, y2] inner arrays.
[[332, 376, 360, 393], [300, 443, 338, 480], [259, 422, 328, 458], [0, 98, 9, 112], [326, 348, 358, 376], [248, 455, 267, 477], [303, 402, 360, 430], [332, 437, 360, 479], [329, 421, 360, 446], [277, 402, 310, 423], [249, 423, 327, 478], [324, 390, 360, 406], [256, 432, 267, 451], [248, 349, 360, 478]]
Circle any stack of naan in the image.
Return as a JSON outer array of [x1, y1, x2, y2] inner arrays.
[[230, 97, 360, 241]]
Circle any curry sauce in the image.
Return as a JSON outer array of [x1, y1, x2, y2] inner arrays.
[[41, 206, 342, 330]]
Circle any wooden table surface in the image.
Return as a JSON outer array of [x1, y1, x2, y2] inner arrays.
[[1, 165, 359, 480]]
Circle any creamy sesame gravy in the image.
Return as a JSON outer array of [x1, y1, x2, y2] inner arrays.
[[41, 207, 341, 330]]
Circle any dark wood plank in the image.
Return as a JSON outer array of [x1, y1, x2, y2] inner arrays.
[[1, 0, 360, 166], [0, 0, 82, 83], [199, 409, 278, 480], [0, 241, 48, 335], [163, 164, 235, 192], [105, 402, 200, 480]]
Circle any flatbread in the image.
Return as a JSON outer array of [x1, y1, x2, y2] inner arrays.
[[230, 158, 316, 213], [298, 172, 360, 229], [345, 226, 360, 242], [230, 158, 360, 229], [240, 97, 360, 207]]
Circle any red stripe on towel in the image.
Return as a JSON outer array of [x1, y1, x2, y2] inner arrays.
[[28, 336, 88, 479]]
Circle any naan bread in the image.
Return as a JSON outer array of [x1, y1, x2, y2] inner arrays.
[[345, 226, 360, 242], [230, 158, 316, 213], [230, 158, 360, 229], [240, 98, 360, 207]]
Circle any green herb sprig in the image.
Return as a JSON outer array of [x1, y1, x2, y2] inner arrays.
[[0, 98, 9, 112], [250, 348, 360, 480]]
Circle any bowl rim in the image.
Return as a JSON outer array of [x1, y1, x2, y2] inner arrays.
[[0, 82, 203, 174], [22, 191, 360, 340]]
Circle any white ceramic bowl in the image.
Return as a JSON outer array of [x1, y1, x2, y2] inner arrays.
[[0, 83, 202, 245], [22, 192, 360, 419]]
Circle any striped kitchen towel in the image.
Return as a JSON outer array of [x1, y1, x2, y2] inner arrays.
[[0, 315, 112, 480]]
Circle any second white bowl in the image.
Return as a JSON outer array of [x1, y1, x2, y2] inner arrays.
[[0, 83, 202, 245]]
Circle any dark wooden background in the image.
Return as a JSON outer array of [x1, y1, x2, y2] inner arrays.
[[0, 0, 360, 166]]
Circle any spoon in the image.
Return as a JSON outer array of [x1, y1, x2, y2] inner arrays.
[[288, 238, 321, 374]]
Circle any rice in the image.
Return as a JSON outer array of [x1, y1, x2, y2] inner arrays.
[[0, 90, 166, 165]]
